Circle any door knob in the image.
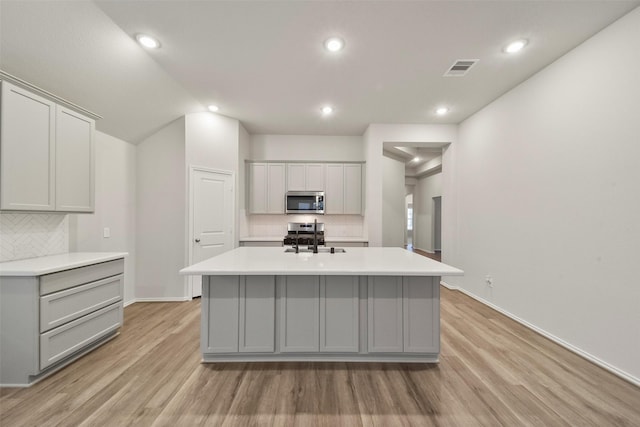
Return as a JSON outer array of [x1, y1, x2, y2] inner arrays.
[[195, 238, 201, 243]]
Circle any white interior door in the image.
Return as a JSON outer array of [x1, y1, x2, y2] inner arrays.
[[190, 168, 234, 298]]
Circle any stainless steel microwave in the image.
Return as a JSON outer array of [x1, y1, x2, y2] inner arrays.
[[285, 191, 324, 214]]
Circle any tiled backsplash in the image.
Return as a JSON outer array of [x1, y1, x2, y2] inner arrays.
[[0, 213, 69, 262], [242, 213, 365, 238]]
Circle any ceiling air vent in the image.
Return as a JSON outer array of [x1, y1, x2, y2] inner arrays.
[[444, 59, 478, 77]]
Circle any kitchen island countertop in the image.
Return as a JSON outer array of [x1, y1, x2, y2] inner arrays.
[[180, 246, 462, 277]]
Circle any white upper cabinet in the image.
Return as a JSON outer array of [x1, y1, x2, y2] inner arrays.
[[343, 163, 363, 215], [286, 163, 325, 191], [324, 163, 362, 215], [325, 164, 344, 214], [55, 106, 95, 212], [248, 161, 362, 215], [0, 82, 56, 211], [0, 80, 95, 213], [248, 162, 285, 214]]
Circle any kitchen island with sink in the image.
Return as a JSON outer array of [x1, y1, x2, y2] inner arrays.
[[180, 247, 463, 363]]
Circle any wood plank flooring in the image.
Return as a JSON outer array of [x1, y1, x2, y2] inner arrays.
[[2, 289, 639, 426]]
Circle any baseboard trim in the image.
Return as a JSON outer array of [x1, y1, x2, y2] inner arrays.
[[126, 297, 191, 304], [439, 280, 640, 387], [413, 246, 435, 254]]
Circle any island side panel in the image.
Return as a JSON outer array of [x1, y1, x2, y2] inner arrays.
[[367, 276, 403, 353], [320, 276, 359, 353], [0, 277, 40, 385], [202, 275, 239, 354], [239, 276, 276, 353], [403, 276, 440, 354], [279, 275, 320, 352]]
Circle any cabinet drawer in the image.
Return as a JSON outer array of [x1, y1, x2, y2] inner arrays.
[[40, 259, 124, 296], [40, 302, 122, 370], [40, 274, 123, 332]]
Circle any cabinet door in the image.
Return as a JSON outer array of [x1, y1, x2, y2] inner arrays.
[[267, 163, 286, 213], [320, 276, 359, 352], [239, 276, 275, 352], [305, 163, 325, 191], [367, 276, 403, 352], [55, 106, 94, 212], [286, 164, 306, 191], [344, 164, 362, 215], [403, 277, 440, 353], [249, 163, 267, 213], [202, 276, 239, 353], [1, 82, 56, 211], [279, 276, 319, 352], [324, 164, 344, 214]]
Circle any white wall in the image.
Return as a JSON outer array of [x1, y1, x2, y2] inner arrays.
[[364, 124, 457, 246], [414, 172, 442, 252], [135, 118, 186, 300], [185, 112, 240, 173], [70, 131, 136, 304], [250, 135, 363, 161], [382, 156, 406, 247], [447, 7, 640, 383]]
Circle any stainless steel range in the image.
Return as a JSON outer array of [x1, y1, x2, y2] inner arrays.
[[284, 222, 325, 248]]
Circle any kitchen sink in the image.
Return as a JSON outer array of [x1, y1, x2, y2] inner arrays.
[[284, 247, 346, 253]]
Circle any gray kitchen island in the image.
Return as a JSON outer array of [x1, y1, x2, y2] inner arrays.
[[180, 247, 463, 363]]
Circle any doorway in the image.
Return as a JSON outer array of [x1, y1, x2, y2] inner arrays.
[[405, 194, 414, 248], [188, 167, 234, 298], [433, 196, 442, 252]]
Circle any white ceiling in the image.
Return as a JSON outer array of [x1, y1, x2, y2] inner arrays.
[[1, 1, 638, 143]]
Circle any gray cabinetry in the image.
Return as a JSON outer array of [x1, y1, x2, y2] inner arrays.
[[0, 257, 125, 386], [403, 277, 440, 353], [200, 273, 441, 362], [0, 80, 95, 213], [0, 81, 56, 211], [367, 277, 403, 353], [320, 276, 359, 352], [203, 275, 277, 354], [239, 276, 276, 352], [202, 276, 239, 353], [367, 276, 440, 354], [55, 106, 95, 212], [279, 276, 320, 352]]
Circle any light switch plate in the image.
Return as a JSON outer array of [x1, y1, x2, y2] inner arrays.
[[103, 227, 111, 238]]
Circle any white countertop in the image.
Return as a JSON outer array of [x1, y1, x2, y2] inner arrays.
[[180, 247, 462, 277], [0, 252, 128, 276]]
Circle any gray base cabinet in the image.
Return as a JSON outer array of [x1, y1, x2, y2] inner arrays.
[[201, 274, 440, 362], [0, 259, 125, 386]]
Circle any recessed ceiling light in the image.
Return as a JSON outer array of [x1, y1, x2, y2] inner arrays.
[[504, 39, 528, 54], [436, 107, 449, 116], [321, 106, 334, 115], [136, 34, 160, 49], [413, 157, 420, 162], [208, 105, 219, 112], [324, 37, 345, 52]]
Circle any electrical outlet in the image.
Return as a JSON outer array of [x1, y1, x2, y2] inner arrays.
[[103, 227, 111, 238], [485, 275, 493, 287]]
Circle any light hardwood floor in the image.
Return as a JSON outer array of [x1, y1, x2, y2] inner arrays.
[[2, 289, 639, 426]]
